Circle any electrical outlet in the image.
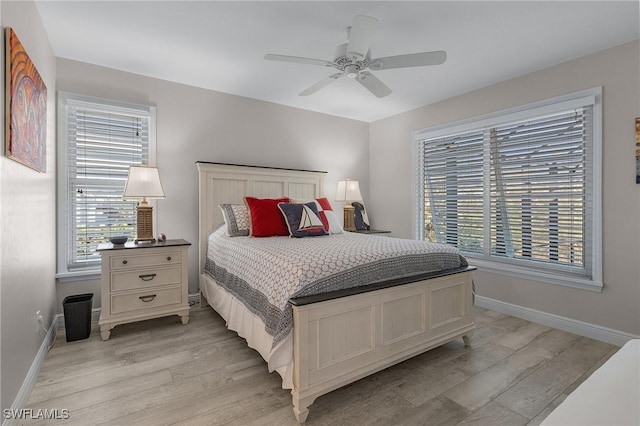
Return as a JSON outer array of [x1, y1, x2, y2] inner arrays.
[[34, 310, 44, 333]]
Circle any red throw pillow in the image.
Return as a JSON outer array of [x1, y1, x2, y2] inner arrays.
[[315, 197, 333, 211], [314, 197, 333, 231], [244, 197, 291, 237]]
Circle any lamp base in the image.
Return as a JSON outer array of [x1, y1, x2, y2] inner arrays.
[[135, 203, 156, 243], [343, 204, 356, 231]]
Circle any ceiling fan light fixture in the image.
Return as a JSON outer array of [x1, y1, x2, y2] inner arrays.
[[345, 64, 359, 78]]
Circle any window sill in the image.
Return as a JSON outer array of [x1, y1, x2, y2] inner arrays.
[[56, 270, 101, 283], [467, 258, 603, 293]]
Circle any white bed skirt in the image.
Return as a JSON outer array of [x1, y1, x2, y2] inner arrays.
[[201, 273, 294, 389]]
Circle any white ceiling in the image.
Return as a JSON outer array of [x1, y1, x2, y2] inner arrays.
[[35, 1, 639, 123]]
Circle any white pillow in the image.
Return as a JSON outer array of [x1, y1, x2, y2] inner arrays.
[[324, 210, 344, 234]]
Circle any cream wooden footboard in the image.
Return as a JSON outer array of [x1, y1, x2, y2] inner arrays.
[[290, 269, 474, 423]]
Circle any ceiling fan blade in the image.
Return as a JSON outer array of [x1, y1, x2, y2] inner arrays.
[[369, 51, 447, 71], [299, 73, 343, 96], [346, 15, 379, 61], [356, 71, 392, 98], [264, 54, 336, 68]]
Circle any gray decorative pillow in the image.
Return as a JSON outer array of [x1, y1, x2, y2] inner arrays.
[[219, 204, 250, 236]]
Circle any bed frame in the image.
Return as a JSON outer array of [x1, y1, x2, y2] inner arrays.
[[197, 161, 475, 423]]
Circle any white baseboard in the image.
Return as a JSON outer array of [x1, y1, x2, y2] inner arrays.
[[475, 295, 639, 347], [2, 316, 59, 426]]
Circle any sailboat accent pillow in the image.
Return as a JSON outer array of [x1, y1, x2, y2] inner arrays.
[[278, 202, 328, 238]]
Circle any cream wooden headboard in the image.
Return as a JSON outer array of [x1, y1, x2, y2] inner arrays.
[[196, 162, 326, 272]]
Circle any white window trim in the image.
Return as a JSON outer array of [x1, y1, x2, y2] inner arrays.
[[56, 92, 157, 281], [412, 87, 602, 292]]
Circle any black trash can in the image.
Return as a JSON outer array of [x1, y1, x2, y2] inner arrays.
[[63, 293, 93, 342]]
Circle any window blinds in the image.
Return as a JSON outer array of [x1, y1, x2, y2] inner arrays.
[[420, 130, 484, 254], [66, 104, 149, 268], [490, 108, 592, 274], [418, 106, 593, 278]]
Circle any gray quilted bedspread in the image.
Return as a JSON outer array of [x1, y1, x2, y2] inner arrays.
[[204, 226, 467, 349]]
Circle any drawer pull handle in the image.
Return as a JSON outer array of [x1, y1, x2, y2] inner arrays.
[[167, 256, 172, 261], [122, 260, 128, 265], [139, 294, 157, 302], [139, 273, 157, 281]]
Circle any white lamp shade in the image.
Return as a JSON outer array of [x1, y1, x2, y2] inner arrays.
[[335, 179, 362, 202], [123, 165, 165, 199]]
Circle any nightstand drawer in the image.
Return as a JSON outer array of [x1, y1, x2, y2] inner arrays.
[[111, 286, 182, 315], [111, 266, 181, 292], [110, 251, 181, 270]]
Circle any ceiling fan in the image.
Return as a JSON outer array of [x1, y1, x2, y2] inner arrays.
[[264, 15, 446, 98]]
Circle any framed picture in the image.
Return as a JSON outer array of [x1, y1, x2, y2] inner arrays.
[[636, 117, 640, 183], [5, 27, 47, 172]]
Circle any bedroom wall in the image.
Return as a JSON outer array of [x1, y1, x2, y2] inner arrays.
[[369, 40, 640, 337], [0, 0, 57, 413], [55, 58, 370, 302]]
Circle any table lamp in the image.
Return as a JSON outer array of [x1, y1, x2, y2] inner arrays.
[[123, 165, 165, 243], [335, 178, 362, 231]]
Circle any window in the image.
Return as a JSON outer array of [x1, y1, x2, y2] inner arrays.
[[414, 88, 602, 290], [57, 93, 156, 277]]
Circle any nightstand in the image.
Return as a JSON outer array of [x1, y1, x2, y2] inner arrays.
[[97, 239, 191, 340], [347, 229, 391, 235]]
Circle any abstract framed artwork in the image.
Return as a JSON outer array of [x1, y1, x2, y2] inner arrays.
[[636, 117, 640, 183], [5, 27, 47, 172]]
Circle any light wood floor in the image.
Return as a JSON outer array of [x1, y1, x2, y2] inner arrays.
[[24, 305, 619, 425]]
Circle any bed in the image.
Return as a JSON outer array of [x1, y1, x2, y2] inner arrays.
[[197, 162, 475, 423]]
